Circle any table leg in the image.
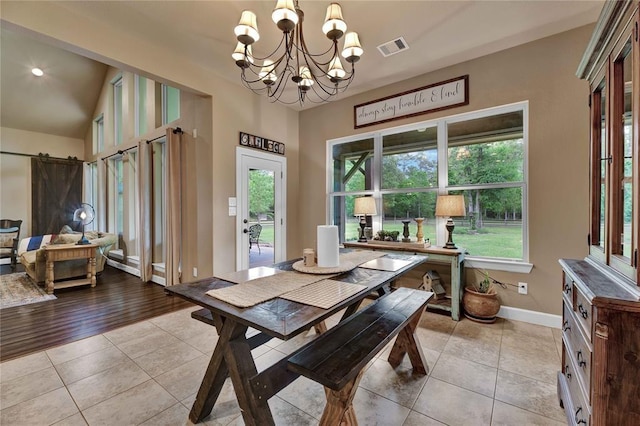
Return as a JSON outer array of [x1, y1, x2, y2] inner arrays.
[[45, 260, 54, 294], [450, 257, 460, 321], [190, 317, 275, 426], [226, 327, 275, 426], [388, 311, 428, 374], [89, 256, 97, 287]]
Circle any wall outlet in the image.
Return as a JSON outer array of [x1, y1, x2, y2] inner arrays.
[[518, 282, 528, 294], [193, 267, 198, 277]]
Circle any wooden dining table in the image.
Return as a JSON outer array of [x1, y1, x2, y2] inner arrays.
[[165, 252, 427, 425]]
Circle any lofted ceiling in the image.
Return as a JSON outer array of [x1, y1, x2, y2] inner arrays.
[[0, 0, 603, 140]]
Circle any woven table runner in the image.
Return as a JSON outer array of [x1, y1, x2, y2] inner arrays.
[[280, 279, 367, 309], [206, 271, 332, 308], [206, 250, 387, 308]]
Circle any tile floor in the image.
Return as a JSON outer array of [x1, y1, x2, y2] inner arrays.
[[0, 307, 567, 425]]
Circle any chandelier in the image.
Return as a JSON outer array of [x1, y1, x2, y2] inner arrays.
[[232, 0, 363, 105]]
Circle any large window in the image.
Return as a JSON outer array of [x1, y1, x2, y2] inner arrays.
[[328, 103, 528, 270], [111, 156, 124, 238], [85, 162, 98, 231], [93, 114, 104, 155], [162, 84, 180, 125], [113, 76, 123, 145], [135, 75, 148, 136]]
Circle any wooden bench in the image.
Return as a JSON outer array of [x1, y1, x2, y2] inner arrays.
[[287, 287, 433, 426]]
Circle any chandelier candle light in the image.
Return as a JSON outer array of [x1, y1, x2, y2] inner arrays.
[[435, 195, 466, 249], [233, 0, 363, 105]]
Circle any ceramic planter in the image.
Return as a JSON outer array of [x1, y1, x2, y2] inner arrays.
[[462, 286, 500, 323]]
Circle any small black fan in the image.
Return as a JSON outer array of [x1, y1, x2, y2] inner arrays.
[[73, 203, 95, 245]]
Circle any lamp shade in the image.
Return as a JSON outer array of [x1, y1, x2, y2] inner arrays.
[[73, 203, 95, 225], [435, 195, 465, 217], [354, 197, 377, 216], [341, 32, 363, 63], [235, 10, 260, 45], [322, 3, 347, 40]]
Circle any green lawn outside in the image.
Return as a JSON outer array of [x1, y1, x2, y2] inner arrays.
[[346, 220, 523, 259], [257, 220, 522, 259]]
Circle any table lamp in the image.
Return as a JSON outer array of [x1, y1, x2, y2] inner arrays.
[[435, 195, 465, 249], [73, 203, 95, 245], [354, 197, 377, 242]]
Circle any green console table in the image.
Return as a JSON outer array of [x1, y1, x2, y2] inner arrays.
[[344, 241, 465, 320]]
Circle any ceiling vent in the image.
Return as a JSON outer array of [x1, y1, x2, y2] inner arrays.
[[377, 37, 409, 57]]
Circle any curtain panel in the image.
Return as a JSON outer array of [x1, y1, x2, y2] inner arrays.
[[164, 128, 182, 286], [137, 140, 153, 282]]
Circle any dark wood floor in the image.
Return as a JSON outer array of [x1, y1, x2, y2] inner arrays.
[[0, 265, 194, 362]]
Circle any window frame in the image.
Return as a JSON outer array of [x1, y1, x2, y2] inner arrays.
[[327, 102, 531, 273], [93, 114, 104, 155], [112, 75, 123, 146]]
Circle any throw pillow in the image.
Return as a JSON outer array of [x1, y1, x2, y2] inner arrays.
[[0, 231, 18, 248], [52, 234, 82, 245], [60, 225, 80, 234]]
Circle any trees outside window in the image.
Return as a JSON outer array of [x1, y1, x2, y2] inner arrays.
[[328, 103, 527, 263]]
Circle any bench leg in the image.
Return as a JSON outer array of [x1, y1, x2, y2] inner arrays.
[[388, 311, 428, 374], [314, 321, 327, 334], [320, 370, 363, 426]]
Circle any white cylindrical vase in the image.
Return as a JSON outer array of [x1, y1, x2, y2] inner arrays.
[[317, 225, 339, 267]]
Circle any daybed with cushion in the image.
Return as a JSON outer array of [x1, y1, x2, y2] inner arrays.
[[18, 228, 117, 283]]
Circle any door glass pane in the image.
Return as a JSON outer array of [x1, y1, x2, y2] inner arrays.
[[331, 138, 374, 192], [249, 168, 275, 267], [620, 44, 633, 259], [382, 127, 437, 189]]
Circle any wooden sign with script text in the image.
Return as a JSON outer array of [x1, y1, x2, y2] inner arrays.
[[354, 75, 469, 128]]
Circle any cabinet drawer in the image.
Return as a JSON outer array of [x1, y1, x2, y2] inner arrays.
[[562, 345, 591, 426], [562, 304, 593, 399], [562, 273, 573, 308], [574, 285, 593, 340]]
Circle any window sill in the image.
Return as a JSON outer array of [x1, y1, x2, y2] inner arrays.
[[152, 262, 166, 273], [109, 249, 123, 261], [465, 256, 533, 274]]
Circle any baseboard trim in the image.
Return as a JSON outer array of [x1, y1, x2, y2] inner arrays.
[[107, 259, 141, 278], [497, 306, 562, 329], [0, 258, 10, 265]]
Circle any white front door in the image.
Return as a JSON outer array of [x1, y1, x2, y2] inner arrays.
[[236, 147, 286, 270]]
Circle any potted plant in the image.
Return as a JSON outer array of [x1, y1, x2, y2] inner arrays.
[[462, 271, 500, 323]]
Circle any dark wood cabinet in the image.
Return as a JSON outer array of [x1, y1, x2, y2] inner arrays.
[[558, 259, 640, 425], [577, 0, 639, 283], [559, 2, 640, 424]]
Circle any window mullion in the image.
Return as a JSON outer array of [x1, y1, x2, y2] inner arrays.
[[436, 120, 448, 246]]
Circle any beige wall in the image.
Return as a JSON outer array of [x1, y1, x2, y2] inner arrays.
[[2, 1, 300, 279], [0, 127, 85, 238], [2, 2, 592, 315], [299, 25, 594, 315]]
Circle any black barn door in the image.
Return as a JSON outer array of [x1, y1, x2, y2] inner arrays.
[[31, 156, 83, 235]]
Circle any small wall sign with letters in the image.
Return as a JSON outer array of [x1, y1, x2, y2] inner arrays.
[[354, 75, 469, 128], [239, 132, 285, 156]]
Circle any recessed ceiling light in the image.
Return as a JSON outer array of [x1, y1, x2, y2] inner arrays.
[[31, 68, 44, 77]]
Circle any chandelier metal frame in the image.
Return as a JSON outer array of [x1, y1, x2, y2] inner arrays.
[[232, 0, 363, 105]]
